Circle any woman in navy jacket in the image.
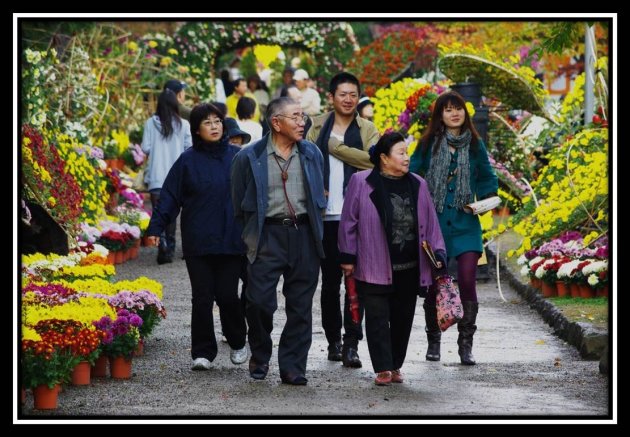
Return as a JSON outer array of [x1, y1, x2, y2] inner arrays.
[[410, 91, 498, 366], [146, 103, 248, 370]]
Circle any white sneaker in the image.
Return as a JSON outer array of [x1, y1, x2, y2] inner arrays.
[[191, 357, 212, 370], [230, 346, 248, 364]]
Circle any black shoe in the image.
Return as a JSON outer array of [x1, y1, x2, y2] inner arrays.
[[327, 341, 342, 361], [157, 252, 173, 265], [342, 346, 362, 368], [248, 358, 269, 380], [280, 372, 308, 385]]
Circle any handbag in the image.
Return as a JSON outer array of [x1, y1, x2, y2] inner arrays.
[[132, 164, 148, 192], [435, 275, 464, 332], [422, 240, 463, 331]]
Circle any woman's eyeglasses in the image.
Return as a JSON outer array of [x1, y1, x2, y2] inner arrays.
[[204, 119, 223, 127]]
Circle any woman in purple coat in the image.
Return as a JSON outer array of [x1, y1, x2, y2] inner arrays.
[[338, 132, 446, 386]]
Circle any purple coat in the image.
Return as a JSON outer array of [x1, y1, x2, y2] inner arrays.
[[338, 169, 446, 287]]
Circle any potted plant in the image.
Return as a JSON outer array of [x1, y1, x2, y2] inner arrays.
[[583, 259, 608, 298], [21, 321, 82, 409], [108, 290, 166, 341], [93, 309, 143, 379]]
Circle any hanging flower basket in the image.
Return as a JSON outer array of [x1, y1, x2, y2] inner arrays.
[[438, 47, 553, 121]]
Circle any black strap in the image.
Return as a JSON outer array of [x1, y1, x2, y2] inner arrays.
[[272, 154, 298, 227]]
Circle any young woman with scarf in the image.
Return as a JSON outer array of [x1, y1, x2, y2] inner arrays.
[[409, 91, 498, 365]]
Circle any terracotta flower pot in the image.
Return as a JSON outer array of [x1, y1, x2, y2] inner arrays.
[[71, 361, 91, 386], [33, 384, 59, 410], [115, 251, 125, 264], [541, 281, 557, 298], [109, 356, 133, 379], [133, 338, 144, 357], [579, 284, 595, 299], [570, 283, 581, 298], [556, 281, 570, 298], [91, 355, 108, 378], [596, 286, 608, 298]]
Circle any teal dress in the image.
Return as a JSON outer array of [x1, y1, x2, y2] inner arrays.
[[409, 139, 498, 258]]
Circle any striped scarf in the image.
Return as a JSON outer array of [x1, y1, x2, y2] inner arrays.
[[425, 130, 472, 213]]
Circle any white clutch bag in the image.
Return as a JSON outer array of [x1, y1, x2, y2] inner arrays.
[[463, 196, 501, 215]]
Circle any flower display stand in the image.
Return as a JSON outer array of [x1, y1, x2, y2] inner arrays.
[[71, 361, 91, 386], [109, 356, 133, 379], [33, 384, 59, 410]]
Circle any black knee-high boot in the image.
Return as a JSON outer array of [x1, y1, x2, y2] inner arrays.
[[457, 301, 479, 365], [423, 300, 441, 361]]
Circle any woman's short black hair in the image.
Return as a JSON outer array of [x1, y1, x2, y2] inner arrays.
[[369, 131, 406, 167], [189, 103, 227, 147]]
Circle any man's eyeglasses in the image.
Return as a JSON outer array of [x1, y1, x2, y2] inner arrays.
[[275, 114, 308, 124]]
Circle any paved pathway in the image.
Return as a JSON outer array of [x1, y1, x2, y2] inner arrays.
[[21, 239, 609, 419]]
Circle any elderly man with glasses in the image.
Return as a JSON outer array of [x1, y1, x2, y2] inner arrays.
[[231, 97, 326, 385]]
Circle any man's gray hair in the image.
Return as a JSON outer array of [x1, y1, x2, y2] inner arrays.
[[266, 97, 298, 127]]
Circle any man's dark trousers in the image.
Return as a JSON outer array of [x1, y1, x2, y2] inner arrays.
[[320, 220, 364, 348], [246, 222, 320, 376]]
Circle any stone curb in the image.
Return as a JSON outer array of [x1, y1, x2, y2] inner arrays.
[[486, 244, 608, 373]]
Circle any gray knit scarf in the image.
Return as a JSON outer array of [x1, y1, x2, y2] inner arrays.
[[425, 129, 472, 213]]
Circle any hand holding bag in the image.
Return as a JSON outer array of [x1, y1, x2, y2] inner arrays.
[[422, 241, 463, 332], [434, 275, 464, 331]]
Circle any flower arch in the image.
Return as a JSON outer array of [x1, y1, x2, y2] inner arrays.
[[173, 21, 359, 99]]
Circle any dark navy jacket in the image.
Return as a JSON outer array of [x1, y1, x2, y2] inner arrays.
[[146, 143, 245, 257]]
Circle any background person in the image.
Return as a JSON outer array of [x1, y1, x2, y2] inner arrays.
[[164, 79, 192, 121], [357, 95, 374, 122], [142, 88, 192, 264], [307, 72, 379, 368], [293, 69, 321, 116]]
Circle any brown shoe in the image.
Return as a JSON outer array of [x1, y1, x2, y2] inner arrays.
[[374, 371, 392, 386], [248, 358, 269, 380], [391, 369, 403, 383]]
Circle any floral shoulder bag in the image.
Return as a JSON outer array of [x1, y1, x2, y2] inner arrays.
[[422, 241, 464, 331]]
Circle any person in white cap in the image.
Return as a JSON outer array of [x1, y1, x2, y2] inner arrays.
[[293, 69, 321, 116], [357, 95, 374, 122]]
